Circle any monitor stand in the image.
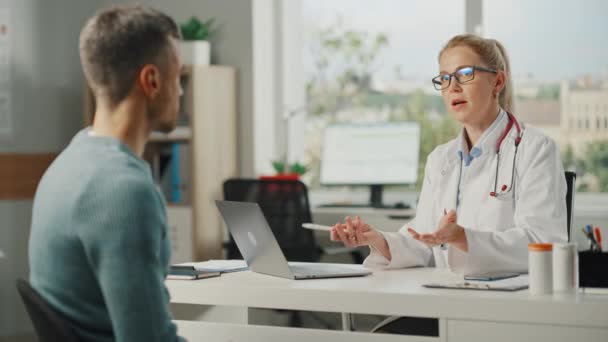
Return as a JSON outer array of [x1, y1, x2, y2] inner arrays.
[[369, 185, 384, 208], [369, 185, 411, 209]]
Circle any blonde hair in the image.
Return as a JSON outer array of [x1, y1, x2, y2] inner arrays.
[[438, 34, 513, 112]]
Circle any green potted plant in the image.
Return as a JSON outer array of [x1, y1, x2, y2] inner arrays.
[[259, 160, 308, 181], [179, 17, 216, 66]]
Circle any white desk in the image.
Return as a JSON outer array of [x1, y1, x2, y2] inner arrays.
[[167, 267, 608, 342]]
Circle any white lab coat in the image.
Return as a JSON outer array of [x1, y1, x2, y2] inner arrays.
[[364, 110, 567, 275]]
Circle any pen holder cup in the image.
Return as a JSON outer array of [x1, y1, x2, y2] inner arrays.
[[578, 251, 608, 288]]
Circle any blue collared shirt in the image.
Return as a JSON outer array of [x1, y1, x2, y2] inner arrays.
[[456, 109, 507, 208]]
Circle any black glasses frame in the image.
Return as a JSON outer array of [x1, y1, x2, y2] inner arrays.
[[432, 65, 497, 91]]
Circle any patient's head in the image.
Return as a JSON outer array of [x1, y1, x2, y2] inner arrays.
[[79, 4, 182, 132]]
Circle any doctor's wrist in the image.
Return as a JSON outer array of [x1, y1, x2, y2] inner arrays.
[[450, 225, 469, 252], [370, 231, 391, 261]]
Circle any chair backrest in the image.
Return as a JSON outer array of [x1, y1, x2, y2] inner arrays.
[[16, 279, 80, 342], [223, 179, 321, 262], [565, 171, 576, 242]]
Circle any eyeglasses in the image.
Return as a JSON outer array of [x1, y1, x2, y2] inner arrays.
[[432, 65, 497, 91]]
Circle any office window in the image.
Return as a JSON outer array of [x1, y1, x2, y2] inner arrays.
[[300, 0, 464, 188], [485, 0, 608, 192], [287, 0, 608, 193]]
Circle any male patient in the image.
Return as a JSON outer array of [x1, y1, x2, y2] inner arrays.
[[29, 5, 186, 342]]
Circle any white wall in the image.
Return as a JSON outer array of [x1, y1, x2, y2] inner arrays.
[[0, 0, 102, 337], [252, 0, 278, 175]]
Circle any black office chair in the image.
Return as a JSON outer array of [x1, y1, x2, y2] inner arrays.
[[223, 178, 364, 263], [223, 179, 321, 262], [16, 279, 80, 342], [565, 171, 576, 242]]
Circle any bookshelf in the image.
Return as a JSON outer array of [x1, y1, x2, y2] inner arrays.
[[84, 65, 238, 262]]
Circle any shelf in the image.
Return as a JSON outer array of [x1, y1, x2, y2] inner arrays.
[[149, 126, 192, 142]]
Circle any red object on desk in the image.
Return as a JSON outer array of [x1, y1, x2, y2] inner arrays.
[[259, 173, 300, 181]]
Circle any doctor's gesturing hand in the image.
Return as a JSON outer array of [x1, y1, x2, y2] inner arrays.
[[407, 210, 469, 252], [330, 216, 392, 260]]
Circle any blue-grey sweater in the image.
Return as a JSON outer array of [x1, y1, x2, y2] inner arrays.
[[29, 129, 185, 342]]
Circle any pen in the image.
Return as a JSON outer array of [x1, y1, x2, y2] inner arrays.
[[586, 225, 597, 244], [594, 227, 602, 251], [582, 227, 598, 251], [302, 223, 333, 232]]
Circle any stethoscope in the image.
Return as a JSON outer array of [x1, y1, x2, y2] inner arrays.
[[489, 111, 523, 199], [453, 111, 523, 203]]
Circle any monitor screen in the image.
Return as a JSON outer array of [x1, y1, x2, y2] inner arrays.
[[320, 122, 420, 185]]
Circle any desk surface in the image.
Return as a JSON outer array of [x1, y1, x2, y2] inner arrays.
[[167, 267, 608, 329]]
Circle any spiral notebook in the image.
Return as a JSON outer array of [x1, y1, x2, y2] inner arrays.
[[423, 275, 529, 291]]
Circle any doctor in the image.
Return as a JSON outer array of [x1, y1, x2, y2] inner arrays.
[[330, 34, 567, 276]]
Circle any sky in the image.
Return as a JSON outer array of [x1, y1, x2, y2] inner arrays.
[[302, 0, 608, 83]]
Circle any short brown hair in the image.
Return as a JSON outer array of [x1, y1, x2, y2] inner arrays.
[[79, 4, 180, 106], [439, 34, 513, 112]]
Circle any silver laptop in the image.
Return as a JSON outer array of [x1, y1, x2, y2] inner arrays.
[[216, 200, 371, 280]]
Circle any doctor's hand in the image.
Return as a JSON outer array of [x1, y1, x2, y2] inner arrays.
[[330, 216, 392, 260], [407, 209, 469, 252]]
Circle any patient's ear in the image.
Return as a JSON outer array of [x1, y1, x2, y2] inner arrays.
[[139, 64, 161, 99]]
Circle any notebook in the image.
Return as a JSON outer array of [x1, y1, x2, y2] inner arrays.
[[168, 266, 221, 280], [174, 259, 248, 273], [423, 274, 529, 291]]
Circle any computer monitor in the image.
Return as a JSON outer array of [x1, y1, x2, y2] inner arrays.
[[320, 122, 420, 208]]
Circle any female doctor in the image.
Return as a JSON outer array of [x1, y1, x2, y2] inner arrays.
[[330, 34, 567, 276]]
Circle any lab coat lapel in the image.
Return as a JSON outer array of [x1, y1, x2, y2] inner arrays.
[[439, 141, 461, 213]]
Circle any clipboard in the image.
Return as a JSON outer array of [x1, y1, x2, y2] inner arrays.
[[423, 275, 529, 292]]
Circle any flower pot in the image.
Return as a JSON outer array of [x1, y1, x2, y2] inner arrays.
[[180, 40, 210, 66], [259, 173, 300, 181]]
